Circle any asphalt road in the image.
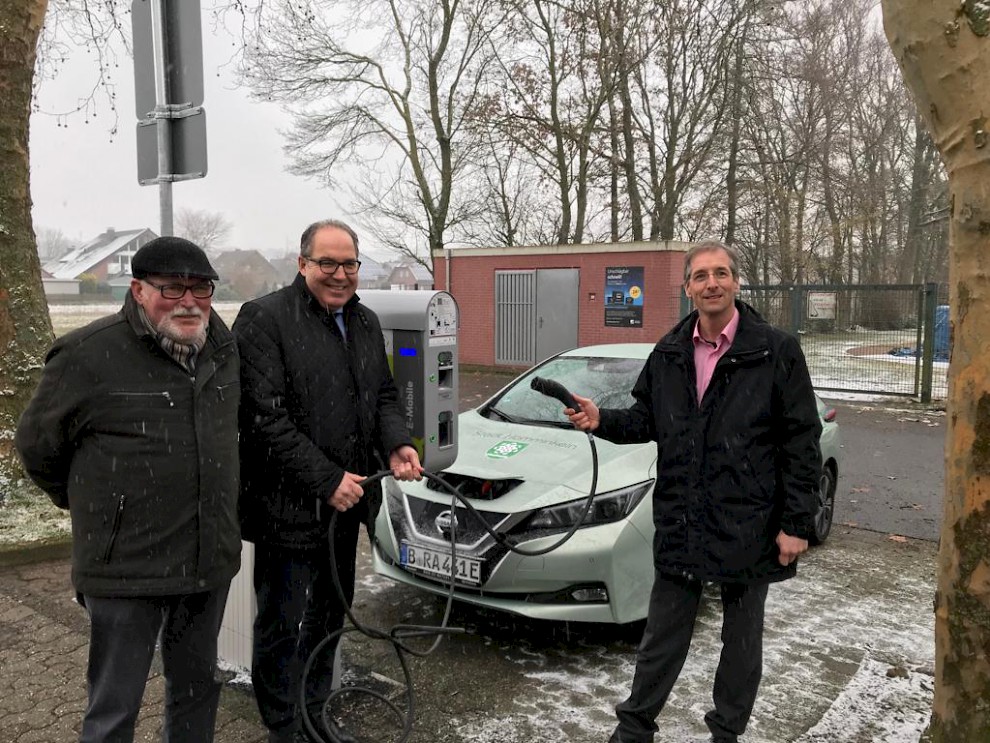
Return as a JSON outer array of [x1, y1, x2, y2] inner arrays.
[[825, 399, 944, 542]]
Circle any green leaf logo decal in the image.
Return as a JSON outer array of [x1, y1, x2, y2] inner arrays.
[[486, 440, 529, 459]]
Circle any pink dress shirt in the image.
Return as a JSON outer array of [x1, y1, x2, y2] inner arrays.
[[692, 308, 740, 403]]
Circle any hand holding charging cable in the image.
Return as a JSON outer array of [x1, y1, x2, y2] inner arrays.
[[530, 376, 581, 411], [530, 376, 600, 431]]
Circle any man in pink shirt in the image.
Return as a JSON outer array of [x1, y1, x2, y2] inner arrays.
[[568, 240, 821, 743]]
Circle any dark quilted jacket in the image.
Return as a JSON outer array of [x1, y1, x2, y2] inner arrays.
[[233, 275, 411, 549]]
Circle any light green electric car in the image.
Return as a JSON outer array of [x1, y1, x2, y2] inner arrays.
[[372, 343, 841, 624]]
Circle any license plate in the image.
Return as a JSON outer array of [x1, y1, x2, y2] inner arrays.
[[400, 542, 482, 585]]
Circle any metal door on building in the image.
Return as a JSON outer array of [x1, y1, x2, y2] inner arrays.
[[495, 269, 579, 366]]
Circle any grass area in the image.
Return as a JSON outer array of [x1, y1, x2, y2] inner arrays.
[[48, 301, 244, 336], [800, 329, 948, 400], [0, 478, 71, 550]]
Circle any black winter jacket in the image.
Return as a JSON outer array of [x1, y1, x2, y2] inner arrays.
[[233, 275, 412, 549], [14, 294, 241, 597], [597, 300, 821, 584]]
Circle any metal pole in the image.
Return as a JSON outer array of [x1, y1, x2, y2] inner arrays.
[[920, 283, 937, 404], [150, 0, 173, 236], [444, 247, 452, 294]]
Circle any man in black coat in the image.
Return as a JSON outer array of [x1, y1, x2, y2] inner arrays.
[[15, 236, 241, 743], [567, 240, 821, 743], [233, 219, 422, 743]]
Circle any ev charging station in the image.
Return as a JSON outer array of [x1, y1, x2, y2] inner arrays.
[[359, 290, 459, 472], [218, 290, 460, 672]]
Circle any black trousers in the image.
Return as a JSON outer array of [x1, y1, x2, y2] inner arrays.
[[250, 508, 363, 737], [609, 572, 769, 743], [79, 585, 230, 743]]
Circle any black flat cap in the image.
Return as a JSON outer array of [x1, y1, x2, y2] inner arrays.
[[131, 236, 219, 280]]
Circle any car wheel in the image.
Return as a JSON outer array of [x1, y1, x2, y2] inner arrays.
[[811, 461, 837, 546]]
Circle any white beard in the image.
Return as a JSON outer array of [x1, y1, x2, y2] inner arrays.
[[156, 307, 208, 348]]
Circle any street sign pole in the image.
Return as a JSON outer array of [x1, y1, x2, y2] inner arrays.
[[150, 0, 173, 236], [132, 0, 207, 235]]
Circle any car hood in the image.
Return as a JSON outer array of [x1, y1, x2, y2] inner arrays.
[[422, 409, 657, 511]]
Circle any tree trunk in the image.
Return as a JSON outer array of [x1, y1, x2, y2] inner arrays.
[[0, 0, 52, 488], [899, 122, 938, 284], [724, 8, 748, 246], [882, 1, 990, 738]]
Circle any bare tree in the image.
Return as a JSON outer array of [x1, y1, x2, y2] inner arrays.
[[896, 118, 948, 285], [2, 0, 129, 485], [233, 0, 503, 264], [628, 0, 741, 241], [456, 131, 548, 247], [883, 1, 990, 737], [174, 207, 232, 254], [1, 0, 53, 484], [34, 225, 76, 261], [485, 0, 620, 245]]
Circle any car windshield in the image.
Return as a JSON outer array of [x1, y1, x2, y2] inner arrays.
[[486, 355, 645, 425]]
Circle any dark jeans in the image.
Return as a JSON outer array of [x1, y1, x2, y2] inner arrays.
[[79, 585, 230, 743], [609, 572, 769, 743], [251, 509, 363, 736]]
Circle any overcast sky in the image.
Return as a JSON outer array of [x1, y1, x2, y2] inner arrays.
[[29, 12, 368, 260]]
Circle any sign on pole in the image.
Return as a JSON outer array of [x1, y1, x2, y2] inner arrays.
[[136, 110, 208, 184], [807, 291, 838, 320], [132, 0, 208, 186], [132, 0, 205, 117]]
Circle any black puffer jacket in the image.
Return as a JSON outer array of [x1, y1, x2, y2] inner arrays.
[[233, 275, 412, 549], [597, 300, 821, 584], [15, 294, 241, 597]]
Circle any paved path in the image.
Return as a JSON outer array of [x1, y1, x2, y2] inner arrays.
[[0, 368, 939, 742], [1, 526, 936, 743]]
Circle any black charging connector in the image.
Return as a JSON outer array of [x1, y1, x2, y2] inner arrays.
[[529, 376, 581, 411]]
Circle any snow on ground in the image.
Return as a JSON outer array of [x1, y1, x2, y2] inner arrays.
[[795, 658, 932, 743], [451, 533, 935, 743], [10, 303, 938, 742]]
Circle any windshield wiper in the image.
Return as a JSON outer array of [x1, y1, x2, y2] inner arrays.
[[486, 406, 573, 429], [486, 406, 522, 423], [529, 419, 575, 429]]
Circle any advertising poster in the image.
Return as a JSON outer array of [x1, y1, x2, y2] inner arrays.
[[604, 266, 644, 327]]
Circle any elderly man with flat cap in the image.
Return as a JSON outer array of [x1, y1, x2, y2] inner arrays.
[[16, 236, 241, 743]]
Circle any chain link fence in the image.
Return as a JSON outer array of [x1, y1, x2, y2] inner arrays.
[[682, 284, 948, 402]]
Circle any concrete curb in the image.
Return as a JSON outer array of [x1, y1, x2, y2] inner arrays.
[[0, 536, 72, 568]]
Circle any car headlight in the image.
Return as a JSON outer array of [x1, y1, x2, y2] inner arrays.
[[522, 481, 653, 530]]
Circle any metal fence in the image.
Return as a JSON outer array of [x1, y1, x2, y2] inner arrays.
[[684, 284, 947, 402]]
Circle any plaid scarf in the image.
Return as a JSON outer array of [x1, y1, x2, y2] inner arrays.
[[138, 306, 207, 374]]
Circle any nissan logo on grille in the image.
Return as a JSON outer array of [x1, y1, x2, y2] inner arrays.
[[435, 509, 458, 538]]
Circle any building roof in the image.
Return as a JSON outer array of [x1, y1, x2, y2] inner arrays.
[[43, 228, 156, 280], [211, 249, 279, 276], [405, 262, 433, 281], [264, 252, 391, 288], [360, 254, 389, 282], [435, 239, 693, 259]]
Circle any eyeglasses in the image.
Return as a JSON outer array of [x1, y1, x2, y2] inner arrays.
[[688, 268, 735, 285], [144, 281, 215, 299], [302, 257, 362, 275]]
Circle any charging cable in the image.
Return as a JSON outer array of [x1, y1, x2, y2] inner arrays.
[[300, 378, 597, 742]]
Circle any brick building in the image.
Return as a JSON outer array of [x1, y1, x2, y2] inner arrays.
[[432, 241, 692, 368]]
